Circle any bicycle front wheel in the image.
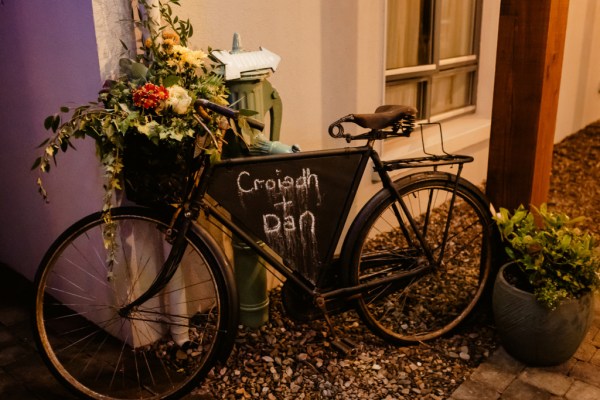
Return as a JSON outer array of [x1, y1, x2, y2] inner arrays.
[[343, 172, 493, 344], [33, 207, 238, 400]]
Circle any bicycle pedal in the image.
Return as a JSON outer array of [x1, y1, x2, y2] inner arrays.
[[331, 338, 358, 356]]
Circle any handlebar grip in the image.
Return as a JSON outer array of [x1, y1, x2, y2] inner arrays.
[[195, 98, 237, 119], [328, 115, 355, 139], [243, 117, 265, 132], [195, 99, 265, 131]]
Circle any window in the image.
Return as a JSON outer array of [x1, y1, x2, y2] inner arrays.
[[385, 0, 481, 121]]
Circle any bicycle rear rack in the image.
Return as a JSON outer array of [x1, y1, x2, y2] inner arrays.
[[383, 122, 474, 171]]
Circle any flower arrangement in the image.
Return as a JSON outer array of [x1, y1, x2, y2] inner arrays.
[[32, 0, 231, 260], [34, 0, 229, 198]]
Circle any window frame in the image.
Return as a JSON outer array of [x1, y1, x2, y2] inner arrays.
[[384, 0, 483, 122]]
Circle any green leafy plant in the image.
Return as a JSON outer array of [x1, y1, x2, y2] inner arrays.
[[494, 204, 600, 309]]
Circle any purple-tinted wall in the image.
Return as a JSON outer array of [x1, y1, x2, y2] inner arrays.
[[0, 0, 104, 280]]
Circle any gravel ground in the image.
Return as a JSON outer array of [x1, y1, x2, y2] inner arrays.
[[195, 289, 496, 400], [548, 121, 600, 237], [192, 122, 600, 399]]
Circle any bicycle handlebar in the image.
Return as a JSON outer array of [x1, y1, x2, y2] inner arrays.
[[195, 99, 265, 132], [195, 99, 417, 142]]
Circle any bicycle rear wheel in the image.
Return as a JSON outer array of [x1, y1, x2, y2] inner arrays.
[[343, 172, 493, 344], [33, 207, 238, 400]]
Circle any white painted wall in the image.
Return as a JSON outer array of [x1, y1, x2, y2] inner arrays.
[[1, 0, 599, 281], [178, 0, 382, 153], [0, 0, 105, 280], [555, 0, 600, 143], [179, 0, 500, 210]]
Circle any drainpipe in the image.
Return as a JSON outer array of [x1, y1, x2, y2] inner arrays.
[[212, 34, 288, 328]]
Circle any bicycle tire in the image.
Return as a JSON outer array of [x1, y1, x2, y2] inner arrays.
[[342, 172, 493, 344], [33, 207, 238, 400]]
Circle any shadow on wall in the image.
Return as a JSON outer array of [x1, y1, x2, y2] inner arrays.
[[0, 0, 104, 280]]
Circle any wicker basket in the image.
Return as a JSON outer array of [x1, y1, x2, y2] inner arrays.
[[123, 134, 200, 207]]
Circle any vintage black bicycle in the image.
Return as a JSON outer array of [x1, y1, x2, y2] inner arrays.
[[33, 99, 495, 399]]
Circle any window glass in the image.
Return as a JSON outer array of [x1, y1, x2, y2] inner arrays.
[[386, 0, 432, 69], [385, 0, 480, 121], [431, 71, 473, 115], [385, 81, 422, 113], [439, 0, 476, 60]]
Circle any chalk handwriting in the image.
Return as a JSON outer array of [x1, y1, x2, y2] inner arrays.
[[238, 168, 321, 282]]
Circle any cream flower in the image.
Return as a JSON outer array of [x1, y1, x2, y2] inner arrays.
[[136, 120, 159, 137], [165, 85, 192, 114], [168, 45, 207, 70]]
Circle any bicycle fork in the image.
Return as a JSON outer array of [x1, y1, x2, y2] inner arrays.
[[118, 213, 194, 318], [118, 156, 212, 318]]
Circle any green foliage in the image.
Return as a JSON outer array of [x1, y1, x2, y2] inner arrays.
[[494, 204, 600, 309]]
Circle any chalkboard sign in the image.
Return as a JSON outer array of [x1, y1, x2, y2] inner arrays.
[[207, 148, 370, 283]]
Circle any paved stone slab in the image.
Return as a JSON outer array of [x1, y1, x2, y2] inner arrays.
[[589, 348, 600, 367], [20, 379, 78, 400], [487, 347, 525, 375], [4, 354, 76, 399], [0, 307, 29, 327], [0, 328, 14, 345], [6, 320, 37, 351], [585, 325, 599, 340], [539, 358, 577, 375], [469, 363, 516, 392], [591, 329, 600, 347], [449, 378, 500, 400], [4, 352, 57, 384], [565, 380, 600, 400], [501, 378, 555, 400], [569, 361, 600, 388], [0, 383, 35, 400], [519, 368, 574, 396], [0, 345, 30, 367], [573, 341, 596, 362]]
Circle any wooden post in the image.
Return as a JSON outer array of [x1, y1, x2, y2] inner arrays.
[[486, 0, 569, 211]]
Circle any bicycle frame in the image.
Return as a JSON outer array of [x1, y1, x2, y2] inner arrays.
[[120, 121, 476, 318], [197, 139, 473, 301]]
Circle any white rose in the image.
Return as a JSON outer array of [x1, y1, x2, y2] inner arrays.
[[166, 85, 192, 114]]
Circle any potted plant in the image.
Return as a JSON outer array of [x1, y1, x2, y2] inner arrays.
[[492, 204, 600, 366]]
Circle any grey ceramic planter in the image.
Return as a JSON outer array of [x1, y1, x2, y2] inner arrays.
[[492, 262, 594, 366]]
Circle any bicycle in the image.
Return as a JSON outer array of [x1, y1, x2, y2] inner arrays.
[[33, 99, 495, 400]]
